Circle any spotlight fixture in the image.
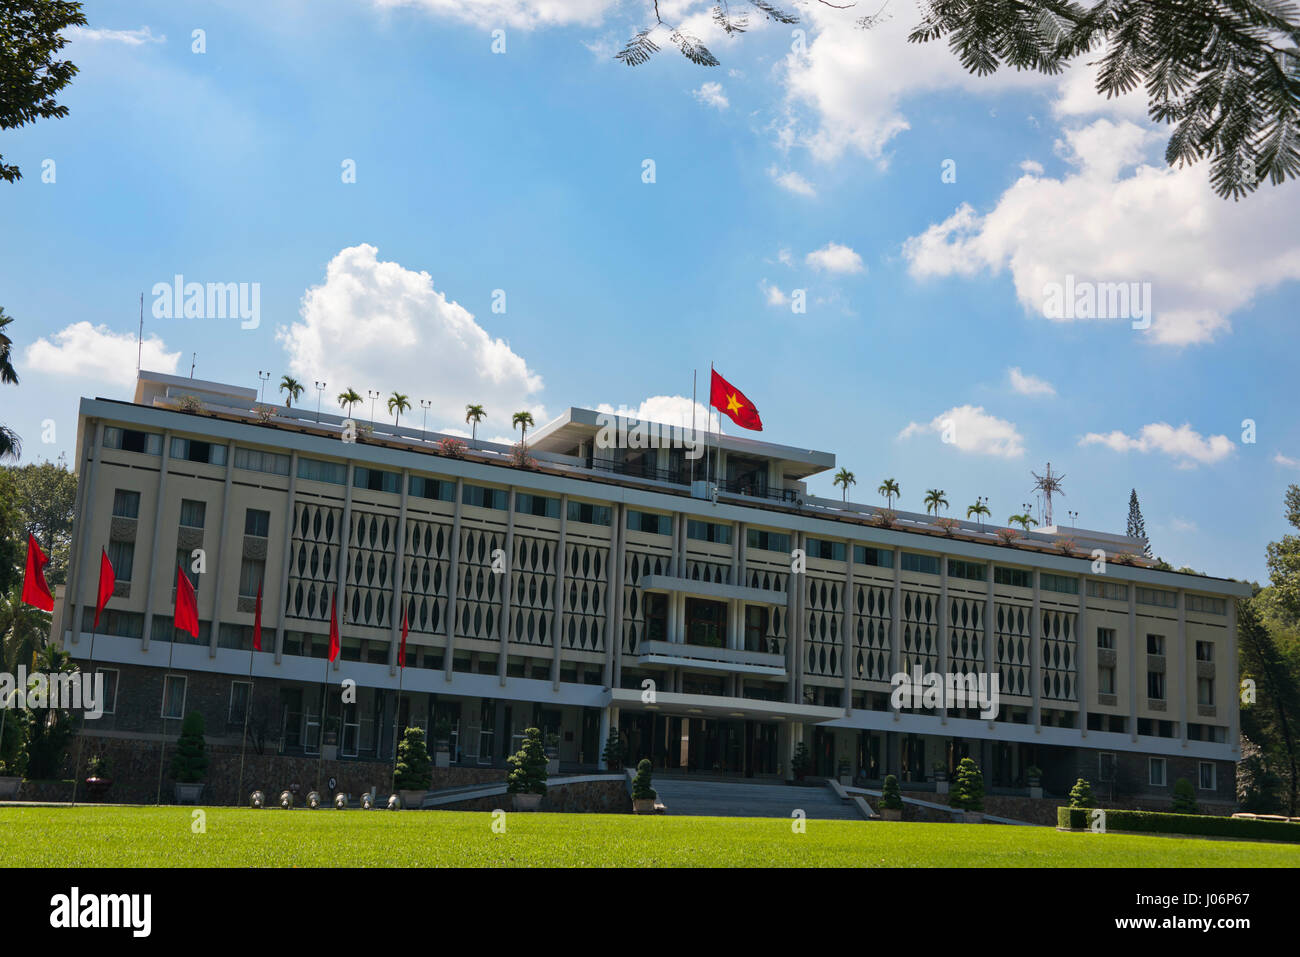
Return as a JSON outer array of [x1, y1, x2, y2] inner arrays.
[[279, 790, 293, 809], [250, 790, 265, 808], [334, 793, 347, 809], [308, 790, 321, 809], [361, 792, 373, 810], [387, 794, 401, 810]]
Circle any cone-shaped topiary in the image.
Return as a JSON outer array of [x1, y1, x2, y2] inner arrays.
[[394, 726, 433, 791], [881, 773, 903, 810], [1171, 777, 1198, 814], [949, 757, 985, 811], [631, 758, 656, 801], [507, 727, 548, 795], [170, 711, 209, 784], [1069, 777, 1096, 808], [602, 730, 626, 771]]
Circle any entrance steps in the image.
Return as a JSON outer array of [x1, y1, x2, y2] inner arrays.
[[651, 778, 865, 821]]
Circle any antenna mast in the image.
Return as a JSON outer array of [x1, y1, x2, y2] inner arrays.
[[136, 292, 144, 374], [1030, 462, 1066, 528]]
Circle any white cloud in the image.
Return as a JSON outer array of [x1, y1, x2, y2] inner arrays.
[[760, 280, 789, 307], [1275, 452, 1300, 469], [1079, 423, 1233, 467], [1007, 366, 1055, 397], [69, 25, 165, 45], [1169, 517, 1198, 533], [805, 241, 864, 274], [898, 405, 1025, 459], [902, 118, 1300, 346], [776, 248, 794, 267], [767, 166, 816, 196], [277, 244, 544, 435], [593, 395, 716, 431], [24, 322, 179, 387], [372, 0, 616, 30], [1019, 159, 1044, 175], [693, 81, 729, 110]]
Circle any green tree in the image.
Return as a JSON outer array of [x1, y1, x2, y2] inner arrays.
[[602, 730, 626, 771], [465, 403, 486, 446], [833, 467, 856, 502], [278, 376, 303, 408], [22, 644, 75, 779], [631, 757, 656, 801], [393, 725, 432, 791], [966, 500, 991, 530], [1127, 489, 1152, 557], [1237, 733, 1284, 812], [169, 711, 209, 784], [1266, 485, 1300, 625], [1238, 594, 1300, 815], [924, 488, 949, 516], [336, 387, 361, 416], [1009, 512, 1038, 532], [877, 477, 900, 508], [880, 773, 903, 810], [1068, 777, 1096, 809], [1170, 777, 1199, 814], [506, 726, 548, 795], [6, 456, 77, 584], [512, 410, 535, 450], [387, 391, 411, 427], [949, 757, 985, 811], [0, 469, 22, 593], [0, 308, 22, 460], [0, 1, 87, 183]]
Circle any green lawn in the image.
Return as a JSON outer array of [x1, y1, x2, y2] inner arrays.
[[0, 806, 1295, 867]]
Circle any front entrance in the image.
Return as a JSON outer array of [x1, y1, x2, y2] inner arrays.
[[619, 713, 779, 777]]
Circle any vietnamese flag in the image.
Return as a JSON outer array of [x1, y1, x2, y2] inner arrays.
[[398, 605, 408, 669], [21, 534, 54, 611], [710, 368, 763, 431], [174, 563, 199, 638], [328, 591, 340, 663], [94, 548, 115, 630], [252, 579, 263, 652]]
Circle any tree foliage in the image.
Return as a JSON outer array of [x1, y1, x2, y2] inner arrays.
[[169, 710, 209, 784], [394, 725, 433, 791], [1170, 776, 1199, 814], [507, 726, 549, 795], [4, 456, 77, 585], [632, 757, 657, 800], [21, 643, 75, 779], [1068, 777, 1096, 808], [948, 756, 985, 810], [1126, 488, 1151, 557]]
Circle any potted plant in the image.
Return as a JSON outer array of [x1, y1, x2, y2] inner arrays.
[[932, 761, 949, 795], [433, 717, 453, 768], [0, 761, 20, 801], [790, 742, 812, 782], [545, 732, 561, 776], [879, 774, 903, 821], [601, 730, 626, 772], [507, 727, 548, 811], [394, 726, 433, 809], [949, 757, 985, 823], [1068, 777, 1096, 809], [1026, 764, 1043, 798], [631, 758, 657, 814], [170, 711, 209, 804], [837, 758, 852, 787], [84, 754, 113, 800]]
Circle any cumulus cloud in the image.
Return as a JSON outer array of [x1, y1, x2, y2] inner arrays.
[[760, 280, 789, 307], [902, 118, 1300, 346], [1079, 423, 1233, 467], [693, 81, 729, 110], [593, 395, 716, 431], [1275, 452, 1300, 469], [372, 0, 616, 30], [24, 322, 179, 387], [768, 166, 816, 196], [277, 244, 544, 435], [805, 241, 864, 274], [898, 405, 1025, 458], [1008, 366, 1055, 397], [69, 25, 165, 45]]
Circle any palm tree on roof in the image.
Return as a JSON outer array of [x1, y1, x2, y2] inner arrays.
[[833, 468, 857, 503], [279, 376, 304, 408], [877, 478, 900, 508], [388, 392, 411, 428], [465, 404, 486, 447], [924, 488, 949, 516]]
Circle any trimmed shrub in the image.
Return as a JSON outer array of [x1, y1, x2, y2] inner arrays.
[[170, 711, 209, 784], [881, 774, 903, 810], [631, 758, 656, 801], [394, 726, 433, 791], [1069, 778, 1096, 809], [949, 757, 985, 811], [790, 742, 812, 780], [1056, 806, 1300, 843], [602, 731, 626, 771], [1171, 777, 1199, 814], [507, 727, 548, 796]]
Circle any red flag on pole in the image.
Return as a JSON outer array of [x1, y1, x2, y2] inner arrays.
[[709, 368, 764, 431], [398, 605, 408, 669], [328, 591, 340, 663], [21, 534, 54, 611], [94, 548, 116, 630], [252, 579, 263, 652], [174, 563, 199, 638]]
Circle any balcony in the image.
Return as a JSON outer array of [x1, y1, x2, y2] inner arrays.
[[634, 639, 787, 678]]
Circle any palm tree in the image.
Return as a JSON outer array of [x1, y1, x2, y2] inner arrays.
[[0, 309, 20, 461], [877, 478, 900, 508], [337, 387, 362, 417], [966, 501, 991, 530], [1008, 513, 1038, 532], [465, 404, 486, 447], [279, 376, 304, 408], [833, 468, 857, 502], [0, 583, 45, 676], [388, 392, 411, 427], [924, 488, 949, 516], [512, 410, 535, 449]]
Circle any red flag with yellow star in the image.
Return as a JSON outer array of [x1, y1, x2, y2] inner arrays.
[[709, 368, 763, 431]]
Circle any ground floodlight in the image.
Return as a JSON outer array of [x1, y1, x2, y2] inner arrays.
[[250, 790, 265, 808], [334, 793, 347, 809], [387, 794, 400, 810], [361, 792, 373, 810], [279, 790, 293, 809], [308, 790, 321, 809]]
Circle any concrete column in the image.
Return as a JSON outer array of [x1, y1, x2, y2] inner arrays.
[[985, 562, 995, 731], [843, 538, 854, 715], [140, 429, 173, 651], [553, 494, 567, 690], [498, 487, 516, 687], [273, 451, 299, 664], [736, 522, 747, 584], [1228, 598, 1240, 756], [603, 503, 622, 690], [890, 546, 902, 724], [388, 469, 411, 674], [792, 531, 805, 705], [1128, 584, 1139, 743], [66, 420, 103, 645], [1031, 568, 1041, 731], [669, 512, 682, 578], [1077, 576, 1088, 739], [597, 705, 611, 770], [1176, 589, 1187, 747], [333, 462, 355, 675], [207, 439, 238, 658], [443, 477, 465, 683], [938, 556, 949, 724]]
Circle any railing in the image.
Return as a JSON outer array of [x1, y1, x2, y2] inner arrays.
[[716, 479, 798, 502], [588, 458, 687, 486]]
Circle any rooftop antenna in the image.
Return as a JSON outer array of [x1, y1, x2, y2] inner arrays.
[[190, 352, 197, 378], [136, 292, 144, 375], [1030, 462, 1066, 528]]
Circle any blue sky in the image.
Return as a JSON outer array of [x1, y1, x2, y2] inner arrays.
[[2, 0, 1298, 583]]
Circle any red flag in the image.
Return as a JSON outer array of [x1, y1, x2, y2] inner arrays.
[[94, 548, 115, 630], [174, 563, 199, 638], [328, 591, 340, 662], [398, 605, 408, 669], [252, 579, 263, 652], [710, 368, 763, 431], [21, 534, 54, 612]]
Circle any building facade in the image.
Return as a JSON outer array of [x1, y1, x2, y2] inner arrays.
[[54, 371, 1249, 808]]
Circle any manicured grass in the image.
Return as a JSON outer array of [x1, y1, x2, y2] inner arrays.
[[1, 806, 1297, 867]]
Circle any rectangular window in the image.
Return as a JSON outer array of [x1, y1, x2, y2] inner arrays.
[[162, 675, 188, 720], [947, 559, 986, 582], [239, 557, 265, 599], [1137, 586, 1177, 608], [684, 598, 727, 648], [244, 508, 270, 538], [170, 437, 226, 466], [1197, 676, 1214, 706], [567, 501, 611, 526], [1149, 757, 1167, 787], [1195, 640, 1214, 662], [1097, 627, 1115, 650], [176, 547, 200, 591], [806, 538, 846, 562], [178, 499, 206, 529], [82, 608, 144, 639], [409, 476, 454, 501], [853, 545, 894, 568], [744, 605, 770, 653], [644, 593, 668, 643], [1198, 761, 1216, 791], [687, 520, 731, 545], [96, 668, 118, 714], [1040, 572, 1079, 595], [297, 457, 347, 485], [1146, 634, 1165, 655], [112, 489, 141, 519], [229, 681, 252, 724], [106, 540, 135, 583], [994, 566, 1032, 589], [516, 493, 559, 518], [103, 426, 162, 455], [1087, 580, 1129, 601], [901, 552, 940, 575], [627, 510, 670, 535], [747, 529, 791, 553], [1187, 594, 1227, 615], [353, 467, 400, 494], [1098, 665, 1115, 695], [234, 447, 291, 475], [462, 484, 508, 510], [1147, 671, 1166, 700]]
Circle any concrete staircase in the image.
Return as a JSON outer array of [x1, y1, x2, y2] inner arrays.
[[651, 778, 865, 820]]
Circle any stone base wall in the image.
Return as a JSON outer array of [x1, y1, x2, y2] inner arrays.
[[898, 789, 1236, 826], [436, 779, 630, 814]]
